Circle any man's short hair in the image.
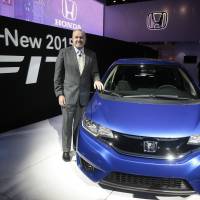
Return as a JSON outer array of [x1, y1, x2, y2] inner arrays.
[[72, 29, 86, 37]]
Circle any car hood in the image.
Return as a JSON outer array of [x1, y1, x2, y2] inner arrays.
[[87, 93, 200, 138]]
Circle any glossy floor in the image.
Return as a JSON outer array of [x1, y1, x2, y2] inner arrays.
[[0, 116, 199, 200]]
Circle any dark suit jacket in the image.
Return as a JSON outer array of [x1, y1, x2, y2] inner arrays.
[[54, 46, 100, 106]]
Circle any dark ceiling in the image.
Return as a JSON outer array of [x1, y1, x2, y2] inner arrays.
[[96, 0, 153, 6]]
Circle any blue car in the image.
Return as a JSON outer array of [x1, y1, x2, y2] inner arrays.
[[76, 58, 200, 195]]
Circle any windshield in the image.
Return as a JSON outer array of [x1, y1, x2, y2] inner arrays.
[[103, 64, 199, 100]]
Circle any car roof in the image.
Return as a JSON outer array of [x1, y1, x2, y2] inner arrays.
[[112, 58, 180, 66]]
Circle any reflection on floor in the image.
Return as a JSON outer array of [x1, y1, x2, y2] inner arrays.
[[0, 115, 200, 200]]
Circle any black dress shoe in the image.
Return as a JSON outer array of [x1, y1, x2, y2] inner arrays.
[[63, 152, 70, 162]]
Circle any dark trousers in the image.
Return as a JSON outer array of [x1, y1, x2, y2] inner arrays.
[[61, 102, 85, 152]]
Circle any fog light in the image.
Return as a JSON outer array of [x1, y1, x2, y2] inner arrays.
[[80, 158, 95, 172]]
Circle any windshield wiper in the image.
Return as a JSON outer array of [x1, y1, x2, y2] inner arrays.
[[123, 94, 189, 100], [123, 94, 152, 98], [102, 89, 122, 97], [153, 95, 190, 100]]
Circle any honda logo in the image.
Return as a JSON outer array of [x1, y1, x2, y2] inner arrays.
[[62, 0, 77, 21], [146, 11, 168, 30], [143, 141, 158, 153]]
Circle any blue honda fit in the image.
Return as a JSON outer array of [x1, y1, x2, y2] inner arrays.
[[76, 58, 200, 195]]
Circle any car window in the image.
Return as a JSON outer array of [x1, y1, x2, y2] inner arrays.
[[104, 64, 199, 100]]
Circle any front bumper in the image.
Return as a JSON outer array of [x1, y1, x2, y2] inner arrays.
[[76, 126, 200, 195]]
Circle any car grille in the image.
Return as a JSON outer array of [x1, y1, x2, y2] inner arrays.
[[100, 132, 199, 159], [100, 172, 194, 195]]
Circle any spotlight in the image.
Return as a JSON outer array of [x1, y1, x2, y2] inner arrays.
[[180, 5, 187, 15]]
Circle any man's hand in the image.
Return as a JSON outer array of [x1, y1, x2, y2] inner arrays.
[[58, 95, 66, 107], [94, 80, 104, 91]]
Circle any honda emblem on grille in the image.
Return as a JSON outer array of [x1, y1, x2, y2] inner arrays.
[[143, 141, 158, 152]]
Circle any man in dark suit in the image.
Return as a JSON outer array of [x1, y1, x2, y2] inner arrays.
[[54, 29, 103, 162]]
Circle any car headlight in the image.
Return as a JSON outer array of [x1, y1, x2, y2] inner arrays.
[[187, 135, 200, 145], [82, 117, 114, 139]]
